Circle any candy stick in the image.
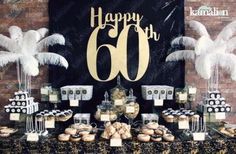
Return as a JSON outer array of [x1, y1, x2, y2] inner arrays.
[[35, 117, 38, 133], [26, 116, 28, 133]]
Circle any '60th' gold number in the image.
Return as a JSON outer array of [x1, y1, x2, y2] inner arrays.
[[87, 24, 150, 82]]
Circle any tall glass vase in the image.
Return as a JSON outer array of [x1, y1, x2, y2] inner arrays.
[[16, 60, 31, 96], [207, 64, 219, 92]]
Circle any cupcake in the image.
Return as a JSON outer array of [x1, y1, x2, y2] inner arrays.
[[165, 115, 174, 123]]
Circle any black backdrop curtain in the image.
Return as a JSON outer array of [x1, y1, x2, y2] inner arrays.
[[48, 0, 185, 120]]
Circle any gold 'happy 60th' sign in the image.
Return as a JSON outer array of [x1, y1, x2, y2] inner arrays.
[[87, 7, 160, 82]]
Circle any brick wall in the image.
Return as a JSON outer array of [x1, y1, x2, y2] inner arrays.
[[185, 0, 236, 122], [0, 0, 236, 123]]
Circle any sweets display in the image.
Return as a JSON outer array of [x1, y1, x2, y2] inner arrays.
[[4, 91, 39, 114], [101, 122, 132, 140], [137, 122, 175, 142], [58, 123, 97, 142], [1, 82, 233, 146], [162, 108, 199, 123]]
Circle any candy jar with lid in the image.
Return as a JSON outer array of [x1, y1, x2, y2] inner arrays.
[[110, 75, 127, 120], [94, 91, 117, 122], [124, 89, 140, 125]]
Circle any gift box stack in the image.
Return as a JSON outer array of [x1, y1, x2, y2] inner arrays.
[[4, 91, 39, 114], [198, 91, 231, 113]]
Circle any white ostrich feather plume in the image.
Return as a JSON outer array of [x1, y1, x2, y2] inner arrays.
[[37, 28, 48, 39], [8, 26, 23, 45], [21, 30, 40, 54], [35, 52, 68, 69], [226, 37, 236, 53], [36, 34, 65, 52], [189, 20, 210, 38], [0, 34, 19, 53], [195, 53, 214, 80], [0, 51, 10, 54], [195, 52, 236, 80], [166, 50, 195, 62], [216, 21, 236, 42], [194, 36, 214, 56], [171, 36, 196, 49], [20, 56, 39, 76], [0, 52, 21, 67]]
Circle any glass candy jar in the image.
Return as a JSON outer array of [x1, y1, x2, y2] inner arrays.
[[110, 76, 127, 104], [94, 92, 117, 122], [124, 89, 140, 124], [110, 76, 127, 119]]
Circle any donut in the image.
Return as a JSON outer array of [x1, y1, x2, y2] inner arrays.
[[82, 134, 95, 142], [58, 133, 70, 141], [0, 133, 10, 137], [0, 128, 16, 134], [154, 129, 163, 135], [163, 134, 175, 142], [141, 128, 154, 135], [71, 124, 93, 132], [0, 126, 8, 130], [79, 131, 90, 136], [159, 128, 168, 135], [137, 134, 150, 142], [70, 134, 82, 142], [65, 128, 77, 135], [151, 135, 162, 142], [146, 122, 159, 130]]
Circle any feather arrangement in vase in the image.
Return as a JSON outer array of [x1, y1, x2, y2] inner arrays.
[[0, 26, 68, 92], [166, 20, 236, 91]]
